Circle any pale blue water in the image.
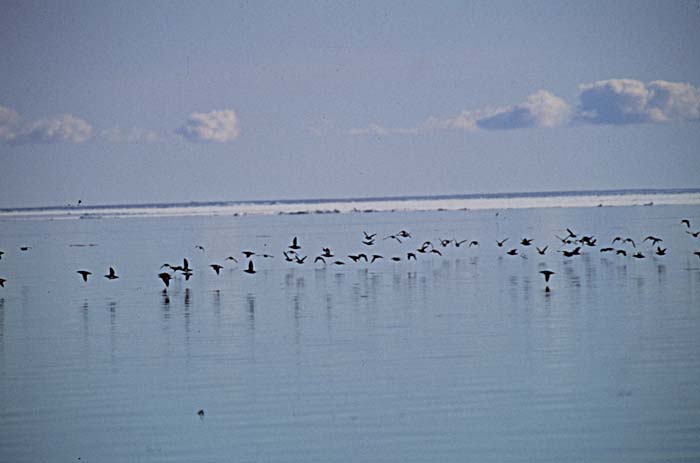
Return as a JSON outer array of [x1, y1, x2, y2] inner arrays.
[[1, 204, 699, 462]]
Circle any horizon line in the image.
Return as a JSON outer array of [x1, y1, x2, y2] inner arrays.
[[3, 187, 700, 213]]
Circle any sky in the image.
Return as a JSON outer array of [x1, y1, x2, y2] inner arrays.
[[1, 0, 699, 208]]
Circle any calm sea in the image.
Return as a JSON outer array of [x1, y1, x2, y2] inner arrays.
[[1, 193, 699, 462]]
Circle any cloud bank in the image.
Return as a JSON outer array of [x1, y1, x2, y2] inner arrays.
[[577, 79, 700, 125], [0, 106, 92, 145], [176, 109, 240, 143], [349, 79, 699, 136]]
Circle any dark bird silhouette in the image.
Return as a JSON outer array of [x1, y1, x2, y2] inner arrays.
[[289, 237, 301, 250], [496, 238, 509, 247], [294, 255, 307, 264], [624, 238, 636, 248], [600, 247, 615, 253], [362, 239, 375, 246], [104, 267, 119, 280], [197, 409, 205, 418], [469, 240, 479, 247], [539, 270, 555, 282], [333, 260, 346, 266], [536, 246, 548, 255], [616, 249, 627, 256], [566, 228, 577, 238], [314, 256, 326, 264], [454, 239, 469, 247], [321, 247, 334, 258], [555, 235, 574, 245], [693, 251, 700, 259], [226, 256, 238, 262], [520, 238, 533, 246], [384, 234, 402, 243], [632, 251, 645, 259], [643, 236, 663, 246], [397, 230, 411, 238], [612, 236, 623, 244], [407, 252, 417, 261], [0, 250, 4, 259], [183, 270, 193, 281], [261, 254, 274, 259], [195, 245, 205, 251], [348, 254, 362, 263], [210, 264, 223, 275], [20, 246, 31, 251], [244, 261, 256, 274], [506, 249, 518, 256], [283, 251, 295, 262], [681, 219, 690, 228], [579, 236, 596, 246], [158, 272, 172, 287], [560, 247, 581, 257], [417, 241, 432, 253], [391, 256, 401, 262], [77, 270, 92, 282], [440, 239, 452, 247], [242, 251, 256, 258], [363, 231, 377, 240], [430, 249, 443, 256], [370, 254, 383, 263], [687, 230, 700, 238], [0, 278, 5, 287], [655, 247, 667, 256]]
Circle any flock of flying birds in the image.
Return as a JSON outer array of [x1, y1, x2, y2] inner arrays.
[[0, 219, 699, 292]]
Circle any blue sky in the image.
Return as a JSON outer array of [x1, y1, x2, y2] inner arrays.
[[1, 0, 699, 207]]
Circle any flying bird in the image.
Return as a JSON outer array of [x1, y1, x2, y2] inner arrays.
[[681, 219, 690, 228], [655, 247, 667, 256], [370, 254, 383, 263], [244, 261, 256, 274], [77, 270, 92, 282], [643, 236, 663, 246], [158, 272, 172, 287], [632, 251, 645, 259], [496, 238, 509, 247], [506, 249, 518, 256], [560, 247, 581, 257], [242, 251, 256, 258], [539, 270, 555, 283], [536, 246, 548, 255], [687, 230, 700, 238], [210, 264, 223, 275], [104, 267, 119, 280], [363, 231, 377, 240], [520, 238, 533, 246], [288, 237, 301, 250], [0, 278, 6, 287]]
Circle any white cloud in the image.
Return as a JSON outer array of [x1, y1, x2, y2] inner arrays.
[[577, 79, 700, 124], [1, 106, 92, 145], [348, 90, 572, 135], [101, 127, 161, 143], [348, 79, 699, 137], [476, 90, 572, 130], [176, 109, 240, 142], [0, 105, 21, 142]]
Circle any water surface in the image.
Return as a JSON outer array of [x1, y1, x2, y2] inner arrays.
[[1, 204, 699, 462]]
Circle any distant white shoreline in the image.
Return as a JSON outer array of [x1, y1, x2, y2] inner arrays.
[[2, 190, 700, 221]]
